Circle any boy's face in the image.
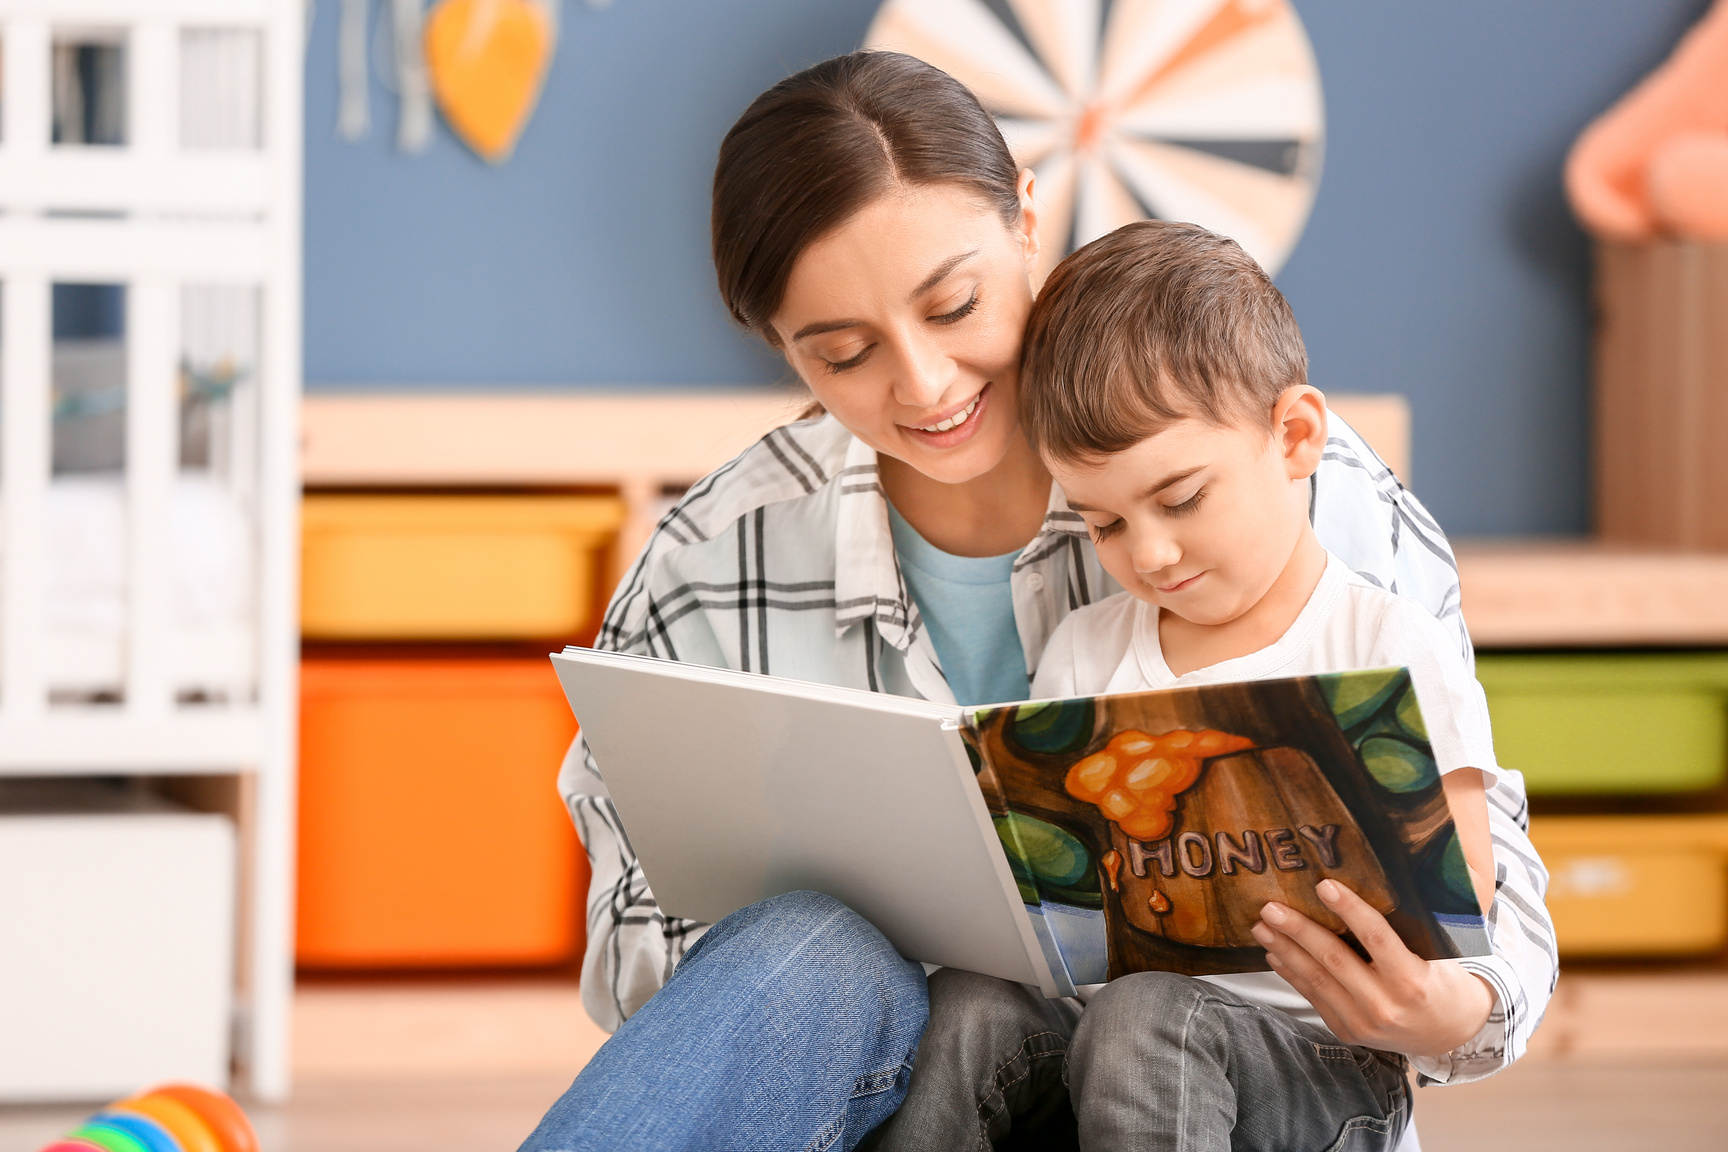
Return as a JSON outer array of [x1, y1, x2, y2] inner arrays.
[[1048, 395, 1320, 627]]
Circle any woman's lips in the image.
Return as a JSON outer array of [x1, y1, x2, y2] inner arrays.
[[903, 384, 991, 449]]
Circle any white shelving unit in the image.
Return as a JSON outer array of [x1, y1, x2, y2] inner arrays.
[[0, 0, 301, 1100]]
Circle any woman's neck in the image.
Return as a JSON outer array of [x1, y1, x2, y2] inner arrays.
[[878, 433, 1051, 557]]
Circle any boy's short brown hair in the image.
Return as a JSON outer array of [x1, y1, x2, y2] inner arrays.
[[1019, 220, 1308, 463]]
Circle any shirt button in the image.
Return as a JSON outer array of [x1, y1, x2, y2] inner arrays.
[[1025, 571, 1046, 592]]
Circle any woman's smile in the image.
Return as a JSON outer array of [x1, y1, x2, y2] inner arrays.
[[902, 385, 990, 449]]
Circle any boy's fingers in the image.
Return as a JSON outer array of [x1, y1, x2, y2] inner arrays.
[[1258, 926, 1355, 1017], [1267, 957, 1364, 1046], [1313, 880, 1426, 977], [1259, 901, 1379, 1003]]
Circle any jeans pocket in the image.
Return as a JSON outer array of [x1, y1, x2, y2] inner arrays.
[[1320, 1109, 1407, 1152], [1321, 1075, 1409, 1152], [850, 1063, 905, 1100]]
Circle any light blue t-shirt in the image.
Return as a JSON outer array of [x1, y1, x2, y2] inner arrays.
[[887, 504, 1030, 706]]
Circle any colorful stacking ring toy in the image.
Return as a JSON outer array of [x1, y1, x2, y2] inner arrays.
[[111, 1093, 225, 1152], [36, 1084, 258, 1152]]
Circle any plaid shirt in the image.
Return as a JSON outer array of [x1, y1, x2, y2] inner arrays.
[[558, 411, 1555, 1085]]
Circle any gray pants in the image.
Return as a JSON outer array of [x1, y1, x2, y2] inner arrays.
[[861, 968, 1411, 1152]]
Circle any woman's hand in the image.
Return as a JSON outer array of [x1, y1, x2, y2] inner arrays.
[[1252, 878, 1494, 1057]]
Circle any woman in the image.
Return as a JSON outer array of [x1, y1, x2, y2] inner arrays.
[[520, 51, 1552, 1152]]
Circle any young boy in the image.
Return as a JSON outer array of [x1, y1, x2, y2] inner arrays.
[[1015, 221, 1552, 1149]]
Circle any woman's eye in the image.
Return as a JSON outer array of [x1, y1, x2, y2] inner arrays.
[[1090, 518, 1125, 542], [930, 291, 979, 325], [1164, 489, 1206, 517], [822, 346, 872, 375]]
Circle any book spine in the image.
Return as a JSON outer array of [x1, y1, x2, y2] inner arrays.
[[962, 712, 1080, 996]]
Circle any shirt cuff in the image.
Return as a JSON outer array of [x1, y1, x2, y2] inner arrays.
[[1406, 955, 1519, 1086]]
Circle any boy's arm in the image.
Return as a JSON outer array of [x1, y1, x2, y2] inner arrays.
[[1444, 768, 1496, 916], [1253, 874, 1495, 1059], [1255, 767, 1557, 1084]]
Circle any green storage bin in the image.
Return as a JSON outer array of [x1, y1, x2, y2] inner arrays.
[[1476, 653, 1728, 794]]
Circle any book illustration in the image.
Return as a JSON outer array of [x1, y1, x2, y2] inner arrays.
[[966, 669, 1487, 984]]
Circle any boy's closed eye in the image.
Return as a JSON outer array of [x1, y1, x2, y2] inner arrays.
[[1084, 486, 1208, 540], [1089, 517, 1125, 542], [1162, 487, 1206, 517]]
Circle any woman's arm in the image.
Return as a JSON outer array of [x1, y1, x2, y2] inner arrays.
[[1313, 412, 1472, 665], [561, 736, 707, 1031], [560, 497, 731, 1031]]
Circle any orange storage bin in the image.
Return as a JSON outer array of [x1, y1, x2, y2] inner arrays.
[[297, 658, 589, 968]]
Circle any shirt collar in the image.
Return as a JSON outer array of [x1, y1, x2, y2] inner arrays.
[[833, 435, 918, 647], [832, 434, 1088, 648]]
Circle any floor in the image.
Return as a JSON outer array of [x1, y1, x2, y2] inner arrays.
[[3, 969, 1727, 1152]]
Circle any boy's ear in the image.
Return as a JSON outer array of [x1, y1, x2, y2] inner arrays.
[[1273, 385, 1327, 480]]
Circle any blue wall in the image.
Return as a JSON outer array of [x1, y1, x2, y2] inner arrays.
[[303, 0, 1707, 536]]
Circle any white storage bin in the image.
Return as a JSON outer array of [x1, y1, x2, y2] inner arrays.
[[0, 784, 236, 1102]]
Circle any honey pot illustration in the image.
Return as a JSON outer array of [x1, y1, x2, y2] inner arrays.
[[1065, 728, 1397, 948]]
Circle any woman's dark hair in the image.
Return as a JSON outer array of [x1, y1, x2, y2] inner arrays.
[[712, 51, 1022, 343]]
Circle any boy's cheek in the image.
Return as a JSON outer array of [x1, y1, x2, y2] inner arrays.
[[1099, 544, 1157, 605]]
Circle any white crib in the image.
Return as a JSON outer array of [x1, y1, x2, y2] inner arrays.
[[0, 0, 301, 1100]]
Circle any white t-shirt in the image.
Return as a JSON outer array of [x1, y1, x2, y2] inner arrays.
[[1031, 551, 1499, 1029]]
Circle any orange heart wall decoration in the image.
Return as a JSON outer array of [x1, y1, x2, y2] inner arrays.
[[426, 0, 556, 164]]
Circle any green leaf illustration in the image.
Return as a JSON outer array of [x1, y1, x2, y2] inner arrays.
[[993, 813, 1092, 890], [1318, 668, 1406, 731], [1003, 698, 1096, 756], [1395, 683, 1429, 741], [1358, 735, 1439, 793]]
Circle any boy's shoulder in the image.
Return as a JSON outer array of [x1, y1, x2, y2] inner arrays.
[[1053, 588, 1142, 647], [1329, 559, 1468, 670], [1033, 590, 1142, 696]]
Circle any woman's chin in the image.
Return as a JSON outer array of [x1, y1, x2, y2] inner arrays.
[[897, 429, 1015, 486]]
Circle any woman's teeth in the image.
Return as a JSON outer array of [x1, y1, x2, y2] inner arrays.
[[918, 395, 980, 433]]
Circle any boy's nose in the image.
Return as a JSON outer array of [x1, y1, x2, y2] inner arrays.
[[1131, 532, 1182, 578]]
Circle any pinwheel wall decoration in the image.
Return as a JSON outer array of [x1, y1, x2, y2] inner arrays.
[[865, 0, 1325, 282]]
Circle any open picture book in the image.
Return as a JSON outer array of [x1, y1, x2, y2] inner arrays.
[[552, 649, 1488, 999]]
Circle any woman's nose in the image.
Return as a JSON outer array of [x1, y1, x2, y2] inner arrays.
[[891, 332, 955, 409]]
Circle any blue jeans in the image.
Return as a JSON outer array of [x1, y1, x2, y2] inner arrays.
[[518, 891, 930, 1152]]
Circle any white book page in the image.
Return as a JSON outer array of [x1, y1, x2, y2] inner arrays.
[[553, 648, 1061, 995]]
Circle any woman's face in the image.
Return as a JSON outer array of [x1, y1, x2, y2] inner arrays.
[[769, 178, 1040, 486]]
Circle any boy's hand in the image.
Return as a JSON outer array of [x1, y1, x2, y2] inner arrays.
[[1252, 878, 1494, 1057]]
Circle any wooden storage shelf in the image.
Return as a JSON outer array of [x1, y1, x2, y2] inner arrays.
[[303, 392, 1413, 588], [1457, 540, 1728, 649]]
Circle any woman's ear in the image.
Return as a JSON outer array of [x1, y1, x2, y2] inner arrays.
[[1273, 385, 1327, 480], [1016, 168, 1041, 273]]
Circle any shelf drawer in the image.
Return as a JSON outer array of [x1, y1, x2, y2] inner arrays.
[[1476, 653, 1728, 793], [0, 803, 235, 1100], [1531, 815, 1728, 956], [297, 658, 588, 968], [302, 494, 625, 640]]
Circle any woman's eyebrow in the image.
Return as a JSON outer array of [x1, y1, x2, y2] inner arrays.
[[909, 249, 980, 300], [790, 249, 983, 342], [791, 317, 864, 342]]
